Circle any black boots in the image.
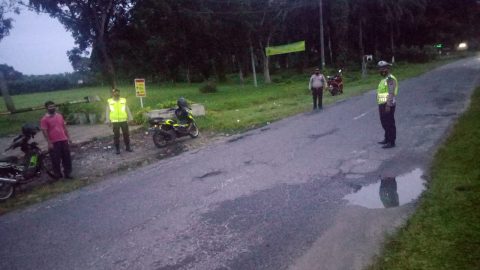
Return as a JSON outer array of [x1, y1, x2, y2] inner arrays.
[[382, 142, 395, 149]]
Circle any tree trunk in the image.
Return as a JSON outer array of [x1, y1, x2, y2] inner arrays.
[[0, 71, 16, 112], [360, 21, 367, 78], [97, 37, 117, 89], [186, 65, 191, 84], [237, 59, 244, 85], [260, 37, 271, 84], [390, 23, 395, 58], [262, 53, 271, 84], [94, 0, 116, 90], [250, 44, 258, 87], [319, 0, 326, 69], [215, 57, 227, 83], [328, 33, 333, 65], [359, 20, 365, 57]]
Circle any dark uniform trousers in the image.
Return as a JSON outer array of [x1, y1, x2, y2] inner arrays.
[[112, 121, 130, 149], [311, 87, 323, 109], [50, 140, 72, 178], [379, 103, 396, 144]]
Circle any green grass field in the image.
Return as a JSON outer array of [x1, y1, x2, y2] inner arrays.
[[0, 58, 460, 136], [368, 87, 480, 270]]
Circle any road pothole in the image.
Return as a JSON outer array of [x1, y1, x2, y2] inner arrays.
[[343, 168, 425, 209]]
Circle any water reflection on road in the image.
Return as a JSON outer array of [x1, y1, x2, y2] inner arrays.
[[343, 168, 425, 209]]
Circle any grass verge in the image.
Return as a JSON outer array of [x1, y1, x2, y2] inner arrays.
[[367, 87, 480, 270], [0, 56, 466, 136]]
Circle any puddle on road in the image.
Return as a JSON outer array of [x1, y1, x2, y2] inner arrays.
[[343, 168, 425, 209]]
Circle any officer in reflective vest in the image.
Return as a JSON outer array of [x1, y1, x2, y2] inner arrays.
[[105, 88, 133, 154], [376, 61, 398, 149]]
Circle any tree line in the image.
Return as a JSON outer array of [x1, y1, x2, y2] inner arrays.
[[3, 0, 480, 90], [0, 64, 94, 95]]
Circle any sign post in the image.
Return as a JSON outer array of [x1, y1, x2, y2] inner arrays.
[[134, 78, 146, 108]]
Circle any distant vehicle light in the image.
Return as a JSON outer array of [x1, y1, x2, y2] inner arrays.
[[458, 42, 468, 50]]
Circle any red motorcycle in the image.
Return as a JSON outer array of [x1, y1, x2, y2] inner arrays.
[[327, 69, 343, 96]]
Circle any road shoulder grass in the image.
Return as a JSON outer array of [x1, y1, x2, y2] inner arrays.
[[368, 87, 480, 270]]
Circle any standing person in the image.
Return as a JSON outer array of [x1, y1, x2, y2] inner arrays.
[[106, 88, 133, 154], [308, 68, 327, 110], [376, 61, 398, 149], [40, 101, 72, 179]]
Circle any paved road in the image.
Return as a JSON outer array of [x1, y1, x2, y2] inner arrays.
[[1, 57, 479, 270]]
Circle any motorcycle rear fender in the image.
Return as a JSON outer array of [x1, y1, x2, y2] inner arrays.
[[0, 164, 21, 179]]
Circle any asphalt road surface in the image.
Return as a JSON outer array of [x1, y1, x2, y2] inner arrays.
[[1, 57, 479, 270]]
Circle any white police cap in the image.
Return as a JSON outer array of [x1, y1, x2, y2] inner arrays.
[[377, 60, 392, 68]]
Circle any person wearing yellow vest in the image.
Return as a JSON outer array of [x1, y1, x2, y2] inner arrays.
[[376, 61, 398, 149], [105, 88, 133, 154]]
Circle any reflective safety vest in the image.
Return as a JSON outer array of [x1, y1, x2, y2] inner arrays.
[[108, 98, 128, 122], [377, 74, 398, 104]]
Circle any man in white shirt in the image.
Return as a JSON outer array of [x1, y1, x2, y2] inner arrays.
[[308, 68, 326, 110]]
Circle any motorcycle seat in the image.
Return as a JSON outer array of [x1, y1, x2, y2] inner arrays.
[[0, 156, 18, 163], [148, 117, 164, 125]]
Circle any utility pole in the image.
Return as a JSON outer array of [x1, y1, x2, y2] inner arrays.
[[319, 0, 326, 69]]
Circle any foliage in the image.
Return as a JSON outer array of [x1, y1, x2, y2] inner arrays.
[[1, 64, 95, 95], [0, 64, 22, 80], [5, 0, 474, 88], [396, 45, 438, 63], [368, 87, 480, 269], [199, 80, 218, 94], [133, 106, 151, 125], [29, 0, 134, 89], [0, 0, 20, 41]]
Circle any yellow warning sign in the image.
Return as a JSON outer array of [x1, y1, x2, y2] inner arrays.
[[134, 79, 146, 97]]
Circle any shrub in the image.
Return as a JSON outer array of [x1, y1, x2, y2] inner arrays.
[[156, 98, 194, 109], [133, 106, 151, 125], [397, 45, 437, 63], [199, 80, 217, 93], [272, 77, 282, 83]]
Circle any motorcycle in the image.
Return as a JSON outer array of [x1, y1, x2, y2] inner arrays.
[[327, 69, 344, 96], [148, 107, 200, 148], [0, 124, 55, 201]]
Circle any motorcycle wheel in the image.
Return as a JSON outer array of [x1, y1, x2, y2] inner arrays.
[[189, 123, 199, 138], [330, 88, 339, 96], [0, 182, 14, 201], [153, 131, 169, 148], [41, 153, 57, 179]]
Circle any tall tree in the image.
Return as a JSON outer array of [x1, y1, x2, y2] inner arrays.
[[0, 0, 20, 112], [29, 0, 135, 89]]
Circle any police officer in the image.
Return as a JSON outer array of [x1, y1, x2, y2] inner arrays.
[[376, 61, 398, 149], [105, 88, 133, 154], [308, 68, 327, 110]]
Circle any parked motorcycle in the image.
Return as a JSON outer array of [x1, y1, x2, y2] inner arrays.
[[148, 107, 199, 148], [327, 69, 344, 96], [0, 124, 55, 201]]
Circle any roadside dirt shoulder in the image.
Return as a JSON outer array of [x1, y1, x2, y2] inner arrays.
[[70, 128, 224, 180]]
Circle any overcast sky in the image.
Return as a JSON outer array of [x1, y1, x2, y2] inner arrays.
[[0, 9, 75, 75]]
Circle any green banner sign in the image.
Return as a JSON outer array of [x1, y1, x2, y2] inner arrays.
[[265, 41, 305, 56]]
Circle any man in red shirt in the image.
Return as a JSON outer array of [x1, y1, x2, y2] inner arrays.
[[40, 101, 72, 179]]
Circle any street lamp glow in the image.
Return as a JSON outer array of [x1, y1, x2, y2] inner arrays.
[[458, 42, 468, 50]]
